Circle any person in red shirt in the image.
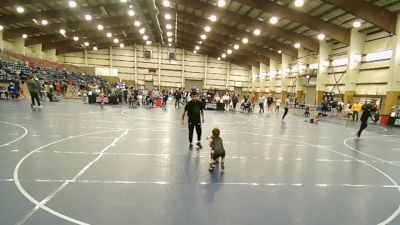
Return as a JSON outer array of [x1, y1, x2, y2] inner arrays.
[[99, 92, 105, 108], [251, 94, 256, 111], [55, 82, 61, 94]]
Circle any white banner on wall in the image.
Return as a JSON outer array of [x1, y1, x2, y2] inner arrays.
[[95, 67, 118, 77]]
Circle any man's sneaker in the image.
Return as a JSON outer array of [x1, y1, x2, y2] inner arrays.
[[196, 142, 202, 149], [38, 105, 43, 108], [189, 143, 193, 150], [221, 162, 225, 172]]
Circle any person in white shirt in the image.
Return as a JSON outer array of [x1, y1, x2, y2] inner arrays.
[[282, 96, 290, 120], [223, 93, 230, 110], [214, 93, 221, 102], [275, 98, 281, 113], [258, 95, 265, 113]]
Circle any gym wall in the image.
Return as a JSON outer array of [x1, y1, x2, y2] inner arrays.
[[57, 45, 251, 91]]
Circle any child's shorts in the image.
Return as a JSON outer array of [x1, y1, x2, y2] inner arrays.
[[212, 151, 225, 160]]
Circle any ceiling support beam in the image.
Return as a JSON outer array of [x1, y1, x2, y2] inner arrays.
[[321, 0, 397, 34], [176, 21, 279, 61], [173, 0, 319, 51], [235, 0, 350, 44]]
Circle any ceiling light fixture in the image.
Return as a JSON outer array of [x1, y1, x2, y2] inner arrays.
[[317, 33, 325, 40], [168, 43, 172, 47], [139, 28, 146, 34], [209, 15, 217, 22], [167, 31, 173, 37], [114, 38, 119, 43], [0, 25, 4, 31], [134, 20, 141, 27], [85, 15, 92, 21], [59, 29, 66, 35], [242, 38, 249, 44], [97, 24, 104, 30], [41, 19, 48, 25], [168, 38, 173, 42], [146, 40, 152, 45], [22, 34, 27, 39], [84, 42, 89, 46], [128, 9, 135, 16], [107, 32, 112, 38], [233, 44, 239, 50], [204, 26, 211, 32], [73, 36, 79, 41], [200, 34, 207, 40], [269, 16, 278, 24], [221, 53, 226, 58], [143, 35, 149, 40], [195, 45, 200, 50], [294, 0, 304, 7], [353, 20, 362, 28], [278, 50, 282, 54], [68, 1, 77, 8], [120, 43, 125, 48], [253, 29, 261, 36], [120, 0, 128, 2], [166, 24, 173, 29], [165, 14, 172, 20], [93, 46, 98, 51], [16, 6, 24, 13], [217, 0, 226, 7], [217, 57, 221, 60], [294, 43, 301, 49], [163, 0, 170, 7], [193, 50, 197, 54], [227, 49, 232, 54]]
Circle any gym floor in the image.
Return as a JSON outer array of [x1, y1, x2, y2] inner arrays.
[[0, 100, 400, 225]]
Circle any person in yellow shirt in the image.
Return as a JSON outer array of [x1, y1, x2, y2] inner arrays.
[[352, 101, 363, 121]]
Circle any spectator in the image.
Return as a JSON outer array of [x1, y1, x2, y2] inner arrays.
[[26, 75, 42, 108]]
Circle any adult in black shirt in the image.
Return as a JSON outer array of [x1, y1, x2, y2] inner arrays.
[[267, 96, 274, 111], [356, 103, 375, 138], [182, 92, 204, 150], [232, 94, 239, 110], [174, 90, 181, 108]]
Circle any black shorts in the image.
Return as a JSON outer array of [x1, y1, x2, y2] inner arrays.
[[212, 151, 225, 160]]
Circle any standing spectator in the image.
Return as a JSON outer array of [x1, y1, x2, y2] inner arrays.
[[174, 90, 181, 108], [258, 95, 265, 113], [223, 93, 230, 110], [162, 89, 169, 109], [26, 75, 42, 108], [352, 101, 363, 122], [345, 101, 353, 119], [267, 95, 274, 111], [14, 75, 21, 99], [282, 96, 290, 120], [232, 94, 239, 111], [275, 98, 281, 113], [55, 82, 61, 95]]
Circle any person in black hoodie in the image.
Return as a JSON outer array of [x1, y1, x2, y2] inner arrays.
[[356, 102, 376, 138]]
